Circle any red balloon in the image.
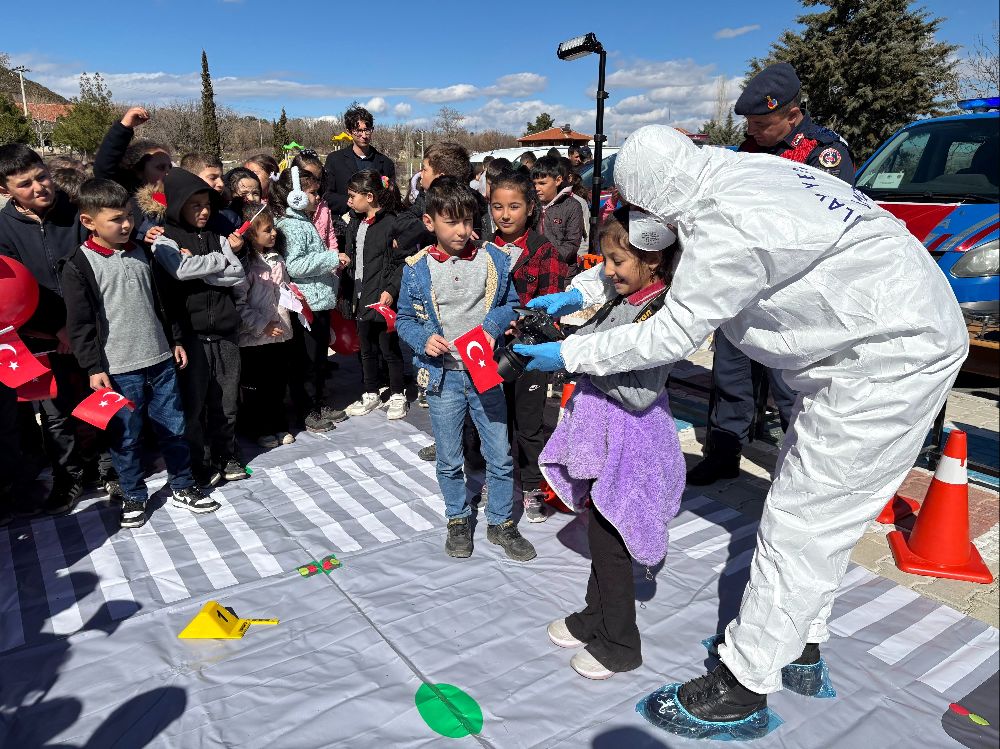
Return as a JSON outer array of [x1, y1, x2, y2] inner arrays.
[[329, 309, 360, 355], [0, 256, 40, 329]]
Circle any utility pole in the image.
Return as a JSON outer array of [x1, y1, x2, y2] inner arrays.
[[257, 118, 263, 149], [11, 65, 30, 117]]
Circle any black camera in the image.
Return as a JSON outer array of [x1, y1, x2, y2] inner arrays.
[[494, 307, 566, 381]]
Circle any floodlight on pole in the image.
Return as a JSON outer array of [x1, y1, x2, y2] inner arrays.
[[555, 33, 607, 253]]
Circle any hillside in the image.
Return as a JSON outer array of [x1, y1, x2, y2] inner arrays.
[[0, 68, 68, 105]]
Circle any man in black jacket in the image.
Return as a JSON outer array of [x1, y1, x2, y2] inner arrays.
[[322, 106, 396, 216], [0, 144, 115, 515]]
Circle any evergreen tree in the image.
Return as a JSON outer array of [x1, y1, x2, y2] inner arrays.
[[51, 73, 117, 156], [201, 50, 222, 159], [0, 95, 34, 145], [525, 112, 554, 135], [751, 0, 958, 160], [700, 111, 744, 146], [272, 108, 289, 158]]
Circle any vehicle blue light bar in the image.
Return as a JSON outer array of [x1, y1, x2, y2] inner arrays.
[[957, 97, 1000, 111]]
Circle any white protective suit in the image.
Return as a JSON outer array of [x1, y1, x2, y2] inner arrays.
[[562, 125, 968, 693]]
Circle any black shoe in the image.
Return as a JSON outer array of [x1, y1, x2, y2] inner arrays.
[[320, 405, 349, 424], [172, 485, 222, 514], [792, 642, 821, 665], [686, 454, 741, 486], [104, 479, 124, 501], [119, 499, 147, 529], [43, 478, 83, 516], [487, 519, 537, 562], [418, 444, 437, 462], [222, 459, 248, 482], [305, 410, 335, 433], [445, 516, 473, 558], [677, 663, 767, 722], [194, 468, 223, 489]]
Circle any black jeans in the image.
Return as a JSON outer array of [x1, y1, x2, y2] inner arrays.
[[178, 336, 241, 471], [240, 341, 291, 437], [565, 505, 642, 672], [0, 385, 18, 499], [357, 319, 404, 395], [504, 369, 549, 491], [290, 310, 331, 413]]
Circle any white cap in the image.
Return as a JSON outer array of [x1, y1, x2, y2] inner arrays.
[[628, 210, 676, 252]]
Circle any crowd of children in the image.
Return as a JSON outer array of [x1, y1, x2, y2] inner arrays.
[[0, 105, 686, 682]]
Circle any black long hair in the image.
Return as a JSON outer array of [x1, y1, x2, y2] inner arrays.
[[487, 168, 541, 230], [347, 170, 403, 214]]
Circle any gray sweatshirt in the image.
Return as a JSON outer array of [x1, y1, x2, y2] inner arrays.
[[574, 280, 671, 412]]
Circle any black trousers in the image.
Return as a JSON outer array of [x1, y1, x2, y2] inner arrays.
[[0, 385, 18, 500], [289, 310, 332, 413], [707, 328, 797, 457], [357, 319, 404, 395], [240, 341, 291, 437], [504, 369, 549, 491], [38, 352, 114, 484], [565, 505, 642, 672], [179, 336, 241, 471]]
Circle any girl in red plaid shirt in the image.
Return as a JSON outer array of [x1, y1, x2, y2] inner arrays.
[[490, 170, 567, 523]]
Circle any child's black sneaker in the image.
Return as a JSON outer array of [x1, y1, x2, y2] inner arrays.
[[304, 410, 335, 433], [104, 478, 124, 502], [444, 517, 473, 558], [487, 520, 536, 561], [320, 405, 349, 424], [172, 485, 221, 514], [194, 467, 223, 489], [43, 478, 83, 516], [677, 663, 767, 722], [418, 444, 437, 461], [222, 460, 248, 482], [120, 499, 147, 529]]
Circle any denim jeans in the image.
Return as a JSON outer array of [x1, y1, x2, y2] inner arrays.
[[109, 359, 194, 503], [428, 369, 513, 525]]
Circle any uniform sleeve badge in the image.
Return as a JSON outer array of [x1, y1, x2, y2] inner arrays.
[[818, 147, 842, 168], [791, 133, 804, 147], [765, 95, 779, 110]]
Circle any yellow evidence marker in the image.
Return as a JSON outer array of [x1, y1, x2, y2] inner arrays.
[[177, 601, 279, 639]]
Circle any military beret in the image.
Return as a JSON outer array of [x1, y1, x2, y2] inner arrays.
[[734, 62, 801, 116]]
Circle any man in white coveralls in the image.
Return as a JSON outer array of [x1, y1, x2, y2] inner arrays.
[[514, 124, 967, 734]]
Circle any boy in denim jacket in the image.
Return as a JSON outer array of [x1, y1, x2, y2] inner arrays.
[[396, 177, 536, 562]]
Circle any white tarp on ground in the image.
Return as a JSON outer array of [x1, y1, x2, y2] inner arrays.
[[1, 417, 997, 747]]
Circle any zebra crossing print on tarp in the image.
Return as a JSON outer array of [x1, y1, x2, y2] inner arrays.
[[0, 409, 996, 747], [0, 425, 441, 654]]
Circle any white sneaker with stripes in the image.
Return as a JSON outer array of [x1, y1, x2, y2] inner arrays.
[[172, 486, 221, 513]]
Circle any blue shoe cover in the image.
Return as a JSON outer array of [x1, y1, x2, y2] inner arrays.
[[702, 633, 836, 698], [635, 683, 783, 741]]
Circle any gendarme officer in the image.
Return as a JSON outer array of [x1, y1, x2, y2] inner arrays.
[[687, 62, 855, 486]]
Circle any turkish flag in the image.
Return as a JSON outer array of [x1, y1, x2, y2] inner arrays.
[[454, 326, 503, 394], [287, 282, 313, 330], [0, 326, 50, 389], [71, 387, 135, 430], [16, 353, 57, 401], [365, 303, 396, 332]]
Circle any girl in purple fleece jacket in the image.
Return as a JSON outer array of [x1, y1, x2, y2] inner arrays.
[[540, 206, 686, 681]]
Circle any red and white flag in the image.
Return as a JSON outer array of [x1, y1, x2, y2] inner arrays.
[[0, 325, 50, 389], [16, 353, 57, 401], [454, 326, 503, 393], [71, 387, 135, 430], [287, 282, 313, 330], [365, 302, 396, 332]]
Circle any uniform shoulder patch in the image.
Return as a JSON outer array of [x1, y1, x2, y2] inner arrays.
[[405, 248, 429, 267], [818, 147, 842, 169]]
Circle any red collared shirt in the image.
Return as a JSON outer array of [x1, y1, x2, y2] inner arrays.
[[425, 241, 478, 263], [626, 278, 666, 307], [84, 236, 135, 257]]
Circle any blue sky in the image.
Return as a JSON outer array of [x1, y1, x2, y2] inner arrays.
[[4, 0, 997, 141]]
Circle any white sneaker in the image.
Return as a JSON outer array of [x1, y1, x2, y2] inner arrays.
[[547, 618, 585, 648], [277, 431, 296, 445], [346, 392, 381, 416], [570, 649, 614, 680], [386, 393, 408, 420]]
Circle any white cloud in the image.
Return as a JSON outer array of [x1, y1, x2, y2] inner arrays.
[[364, 96, 387, 114], [414, 72, 547, 103], [415, 84, 480, 103], [714, 24, 760, 40], [392, 102, 412, 117], [605, 59, 717, 89]]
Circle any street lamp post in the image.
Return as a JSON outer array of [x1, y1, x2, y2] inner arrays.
[[11, 65, 30, 118], [556, 33, 607, 254]]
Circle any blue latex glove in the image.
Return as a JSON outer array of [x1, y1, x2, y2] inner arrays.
[[526, 288, 584, 317], [512, 342, 565, 372]]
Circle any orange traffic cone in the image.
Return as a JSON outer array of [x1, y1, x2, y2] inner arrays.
[[887, 430, 993, 583], [876, 493, 920, 524]]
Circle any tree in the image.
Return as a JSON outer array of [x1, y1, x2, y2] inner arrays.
[[434, 106, 465, 138], [525, 112, 554, 135], [751, 0, 959, 161], [962, 22, 999, 98], [200, 50, 221, 159], [700, 112, 744, 146], [51, 73, 117, 156], [0, 95, 34, 145], [272, 108, 289, 158]]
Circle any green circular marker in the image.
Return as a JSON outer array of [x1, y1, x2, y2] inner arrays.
[[415, 683, 483, 738]]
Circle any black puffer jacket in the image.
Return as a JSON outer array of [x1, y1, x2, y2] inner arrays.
[[342, 209, 421, 320], [153, 168, 241, 341]]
